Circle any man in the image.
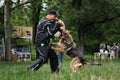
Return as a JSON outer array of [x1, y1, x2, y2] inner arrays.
[[27, 10, 64, 72]]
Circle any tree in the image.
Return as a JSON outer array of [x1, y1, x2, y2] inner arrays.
[[0, 6, 4, 37], [54, 0, 120, 54], [4, 0, 11, 60], [10, 0, 43, 44], [31, 0, 42, 44], [4, 0, 34, 60]]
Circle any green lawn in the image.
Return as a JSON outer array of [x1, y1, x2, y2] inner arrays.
[[0, 56, 120, 80]]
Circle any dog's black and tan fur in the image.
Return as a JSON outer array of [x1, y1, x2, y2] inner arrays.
[[51, 29, 101, 72]]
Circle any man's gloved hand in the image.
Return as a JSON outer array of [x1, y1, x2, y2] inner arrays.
[[54, 31, 61, 38], [56, 20, 65, 31], [56, 20, 64, 26], [53, 19, 65, 38]]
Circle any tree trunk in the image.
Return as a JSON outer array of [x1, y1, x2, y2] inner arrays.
[[78, 24, 84, 54], [31, 0, 42, 44], [4, 0, 11, 60]]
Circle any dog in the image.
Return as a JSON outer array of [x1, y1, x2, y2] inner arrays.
[[51, 29, 101, 72]]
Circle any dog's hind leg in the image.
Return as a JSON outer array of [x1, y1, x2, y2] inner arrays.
[[70, 57, 80, 72], [74, 63, 84, 70], [70, 61, 76, 72]]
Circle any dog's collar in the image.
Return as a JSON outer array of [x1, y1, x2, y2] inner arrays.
[[64, 42, 76, 52]]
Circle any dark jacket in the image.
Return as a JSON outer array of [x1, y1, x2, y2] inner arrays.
[[35, 17, 60, 46]]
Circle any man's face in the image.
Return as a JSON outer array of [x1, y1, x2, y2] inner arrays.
[[49, 14, 56, 19]]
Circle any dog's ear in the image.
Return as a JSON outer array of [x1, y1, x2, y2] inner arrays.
[[66, 30, 72, 34], [61, 29, 73, 35], [69, 30, 72, 34]]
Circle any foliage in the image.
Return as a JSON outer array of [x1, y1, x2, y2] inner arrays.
[[31, 0, 42, 44], [10, 0, 120, 53], [11, 4, 32, 26], [0, 7, 3, 26], [54, 0, 120, 53], [1, 0, 120, 54]]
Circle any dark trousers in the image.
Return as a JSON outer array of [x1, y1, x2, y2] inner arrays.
[[57, 52, 64, 63], [29, 45, 59, 72], [48, 49, 59, 72]]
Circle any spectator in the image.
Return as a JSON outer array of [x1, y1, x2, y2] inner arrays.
[[112, 43, 119, 58], [107, 44, 111, 53], [110, 47, 115, 60], [99, 42, 106, 54], [54, 19, 65, 64], [118, 43, 120, 57], [57, 52, 64, 63]]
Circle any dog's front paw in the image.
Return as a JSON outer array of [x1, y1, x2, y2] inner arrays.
[[72, 69, 77, 73]]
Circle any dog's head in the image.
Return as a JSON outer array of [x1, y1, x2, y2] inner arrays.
[[62, 29, 73, 42], [61, 29, 72, 37]]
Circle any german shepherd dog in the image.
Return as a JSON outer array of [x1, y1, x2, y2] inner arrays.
[[51, 29, 101, 72]]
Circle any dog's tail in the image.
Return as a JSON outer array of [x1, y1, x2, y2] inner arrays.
[[85, 61, 102, 66]]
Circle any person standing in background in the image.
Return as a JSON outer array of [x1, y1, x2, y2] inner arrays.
[[54, 19, 65, 64], [99, 42, 106, 54]]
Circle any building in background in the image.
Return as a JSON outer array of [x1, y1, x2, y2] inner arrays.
[[12, 26, 33, 40], [11, 26, 32, 61]]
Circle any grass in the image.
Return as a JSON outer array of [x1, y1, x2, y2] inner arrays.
[[0, 55, 120, 80]]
